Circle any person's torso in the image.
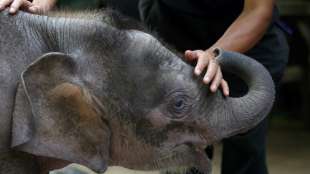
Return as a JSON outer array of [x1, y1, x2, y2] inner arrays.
[[139, 0, 288, 86], [160, 0, 244, 18], [140, 0, 280, 50]]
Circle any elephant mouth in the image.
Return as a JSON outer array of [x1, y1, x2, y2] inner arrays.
[[187, 143, 212, 173], [146, 142, 210, 173], [175, 143, 211, 173]]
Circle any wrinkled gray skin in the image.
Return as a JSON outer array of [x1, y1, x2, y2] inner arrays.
[[0, 9, 275, 174]]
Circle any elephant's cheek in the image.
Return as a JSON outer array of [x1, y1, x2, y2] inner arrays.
[[146, 109, 170, 128]]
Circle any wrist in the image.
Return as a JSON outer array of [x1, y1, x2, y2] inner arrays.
[[205, 49, 217, 59]]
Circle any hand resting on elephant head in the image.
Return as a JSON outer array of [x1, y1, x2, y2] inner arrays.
[[0, 9, 275, 174]]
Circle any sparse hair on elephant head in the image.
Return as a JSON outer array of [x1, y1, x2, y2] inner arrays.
[[0, 9, 275, 174]]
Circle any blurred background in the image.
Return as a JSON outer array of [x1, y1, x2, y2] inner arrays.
[[56, 0, 310, 173]]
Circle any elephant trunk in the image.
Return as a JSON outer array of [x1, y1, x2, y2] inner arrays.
[[208, 48, 275, 141]]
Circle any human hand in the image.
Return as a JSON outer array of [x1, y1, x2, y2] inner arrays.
[[185, 49, 229, 96], [0, 0, 55, 14]]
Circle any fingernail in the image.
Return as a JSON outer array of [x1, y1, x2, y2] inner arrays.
[[195, 69, 201, 75], [203, 77, 210, 83], [211, 86, 216, 92], [9, 7, 15, 13]]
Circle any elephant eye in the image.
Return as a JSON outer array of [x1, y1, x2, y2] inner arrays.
[[167, 91, 192, 119], [173, 98, 187, 113], [174, 99, 185, 109]]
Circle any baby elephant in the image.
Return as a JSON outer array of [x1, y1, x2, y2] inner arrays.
[[0, 9, 274, 174]]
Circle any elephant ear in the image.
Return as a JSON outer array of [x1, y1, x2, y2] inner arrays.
[[11, 53, 110, 173]]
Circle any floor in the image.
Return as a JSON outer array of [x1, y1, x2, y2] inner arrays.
[[212, 117, 310, 174]]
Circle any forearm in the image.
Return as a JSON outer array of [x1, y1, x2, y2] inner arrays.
[[210, 0, 275, 53]]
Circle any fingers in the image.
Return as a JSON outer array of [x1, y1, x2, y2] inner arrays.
[[10, 0, 35, 13], [21, 0, 36, 12], [0, 0, 36, 14], [205, 61, 229, 96], [9, 0, 24, 13], [221, 79, 229, 96], [194, 51, 209, 76], [0, 0, 12, 10], [203, 58, 218, 84], [28, 5, 39, 13], [208, 68, 229, 96], [185, 50, 210, 76], [210, 68, 222, 92], [184, 50, 198, 61], [185, 49, 229, 96]]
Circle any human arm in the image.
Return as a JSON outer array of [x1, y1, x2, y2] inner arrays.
[[0, 0, 57, 14], [185, 0, 275, 96]]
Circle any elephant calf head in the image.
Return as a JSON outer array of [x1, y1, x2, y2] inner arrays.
[[9, 11, 275, 174]]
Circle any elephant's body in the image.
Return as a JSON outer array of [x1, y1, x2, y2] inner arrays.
[[0, 10, 111, 173], [0, 11, 88, 150], [0, 11, 39, 151], [0, 10, 275, 174], [0, 13, 42, 174], [0, 15, 36, 174]]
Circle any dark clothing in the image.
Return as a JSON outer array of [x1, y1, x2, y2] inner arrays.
[[104, 0, 141, 20], [139, 0, 281, 52], [139, 0, 288, 174], [161, 0, 243, 18]]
